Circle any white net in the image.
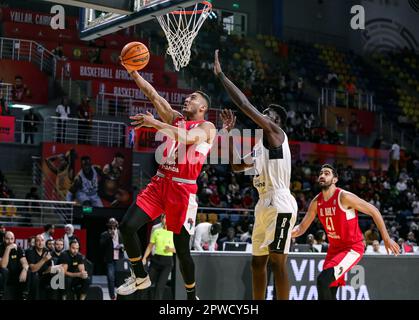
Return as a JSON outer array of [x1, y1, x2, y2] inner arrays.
[[156, 2, 212, 71]]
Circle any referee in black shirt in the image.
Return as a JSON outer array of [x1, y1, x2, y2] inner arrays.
[[0, 231, 30, 300], [60, 240, 90, 300]]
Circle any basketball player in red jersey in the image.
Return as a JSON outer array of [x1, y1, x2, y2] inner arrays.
[[292, 164, 400, 300], [116, 62, 216, 299]]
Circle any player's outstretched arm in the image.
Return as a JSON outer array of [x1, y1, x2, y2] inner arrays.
[[220, 109, 254, 172], [121, 63, 180, 124], [292, 197, 318, 238], [130, 111, 216, 145], [214, 50, 278, 133], [340, 191, 400, 256]]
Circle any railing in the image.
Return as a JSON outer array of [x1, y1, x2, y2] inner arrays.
[[14, 119, 44, 145], [0, 37, 57, 76], [0, 198, 75, 227], [96, 92, 223, 127], [43, 116, 127, 148], [320, 88, 375, 111]]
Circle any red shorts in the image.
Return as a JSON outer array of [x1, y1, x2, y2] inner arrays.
[[323, 241, 364, 287], [136, 175, 198, 235]]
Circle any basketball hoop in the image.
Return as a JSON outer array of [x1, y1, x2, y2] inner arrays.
[[157, 1, 212, 71]]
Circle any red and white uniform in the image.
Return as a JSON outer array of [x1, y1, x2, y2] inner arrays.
[[316, 188, 364, 287], [136, 116, 212, 235]]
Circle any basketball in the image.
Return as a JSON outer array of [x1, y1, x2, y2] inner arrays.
[[120, 41, 150, 71]]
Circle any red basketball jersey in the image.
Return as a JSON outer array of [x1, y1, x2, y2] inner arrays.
[[316, 188, 363, 248], [157, 116, 212, 181]]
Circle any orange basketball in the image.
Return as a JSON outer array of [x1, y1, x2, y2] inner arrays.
[[120, 41, 150, 71]]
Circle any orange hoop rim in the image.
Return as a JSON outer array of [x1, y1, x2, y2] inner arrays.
[[171, 1, 212, 15]]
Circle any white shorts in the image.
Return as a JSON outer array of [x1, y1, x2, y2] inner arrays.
[[252, 189, 298, 256]]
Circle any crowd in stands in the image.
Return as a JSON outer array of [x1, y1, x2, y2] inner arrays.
[[195, 151, 419, 253]]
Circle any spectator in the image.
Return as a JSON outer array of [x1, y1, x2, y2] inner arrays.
[[390, 140, 401, 175], [235, 211, 253, 235], [240, 224, 253, 243], [218, 227, 240, 251], [26, 234, 53, 299], [77, 97, 93, 145], [192, 222, 221, 251], [46, 239, 55, 252], [372, 240, 382, 254], [406, 232, 417, 246], [52, 238, 64, 265], [313, 230, 328, 252], [364, 223, 380, 245], [142, 215, 175, 300], [63, 224, 79, 251], [0, 91, 9, 115], [52, 43, 64, 60], [27, 237, 35, 250], [0, 231, 29, 300], [42, 224, 55, 241], [228, 176, 240, 194], [60, 240, 90, 300], [23, 109, 39, 144], [55, 97, 71, 143], [11, 75, 31, 102], [0, 225, 5, 244], [100, 218, 124, 300], [101, 153, 129, 207], [66, 156, 104, 207], [395, 178, 407, 192]]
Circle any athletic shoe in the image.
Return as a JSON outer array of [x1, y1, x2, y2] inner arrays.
[[116, 272, 151, 296]]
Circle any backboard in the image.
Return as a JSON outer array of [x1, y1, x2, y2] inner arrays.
[[79, 0, 200, 40]]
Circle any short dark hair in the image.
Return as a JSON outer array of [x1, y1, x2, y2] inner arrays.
[[114, 152, 124, 159], [69, 239, 79, 247], [210, 223, 221, 235], [268, 104, 287, 125], [195, 90, 211, 109], [81, 156, 91, 162], [15, 75, 23, 80], [44, 224, 54, 232], [321, 164, 338, 177]]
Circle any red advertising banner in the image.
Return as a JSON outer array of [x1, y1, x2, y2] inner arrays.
[[92, 81, 192, 105], [0, 7, 78, 27], [41, 142, 133, 208], [0, 115, 15, 142], [289, 141, 389, 170], [6, 227, 87, 255], [57, 61, 177, 87]]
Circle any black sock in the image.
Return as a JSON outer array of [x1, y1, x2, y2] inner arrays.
[[186, 287, 196, 300], [131, 261, 147, 278]]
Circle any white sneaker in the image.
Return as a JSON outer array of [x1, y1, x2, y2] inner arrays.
[[116, 272, 151, 296]]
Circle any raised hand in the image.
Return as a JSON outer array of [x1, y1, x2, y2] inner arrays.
[[220, 109, 236, 132]]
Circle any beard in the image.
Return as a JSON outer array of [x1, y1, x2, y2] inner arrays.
[[319, 180, 333, 190]]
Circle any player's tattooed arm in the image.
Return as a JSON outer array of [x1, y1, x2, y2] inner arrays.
[[127, 70, 181, 124], [214, 50, 279, 134], [340, 191, 400, 256], [292, 196, 318, 238], [219, 109, 254, 172]]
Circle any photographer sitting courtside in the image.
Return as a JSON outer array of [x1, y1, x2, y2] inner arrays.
[[60, 240, 90, 300], [0, 231, 30, 300]]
